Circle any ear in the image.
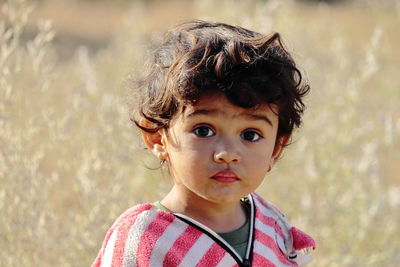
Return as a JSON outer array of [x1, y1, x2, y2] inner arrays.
[[271, 135, 291, 164], [139, 119, 168, 160]]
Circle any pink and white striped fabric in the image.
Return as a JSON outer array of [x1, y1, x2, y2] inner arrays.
[[92, 192, 315, 267]]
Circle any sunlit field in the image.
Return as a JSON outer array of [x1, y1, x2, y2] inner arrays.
[[1, 0, 399, 266]]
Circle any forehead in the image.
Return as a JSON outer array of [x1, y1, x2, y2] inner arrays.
[[181, 93, 278, 123]]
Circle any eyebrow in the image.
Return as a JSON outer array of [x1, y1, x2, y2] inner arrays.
[[186, 109, 219, 118], [242, 113, 273, 126], [185, 109, 273, 126]]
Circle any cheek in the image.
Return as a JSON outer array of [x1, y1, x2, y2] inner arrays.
[[167, 147, 207, 174], [244, 145, 274, 171], [171, 137, 211, 157], [247, 142, 274, 159]]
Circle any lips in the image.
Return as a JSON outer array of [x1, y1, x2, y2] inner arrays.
[[211, 170, 240, 183]]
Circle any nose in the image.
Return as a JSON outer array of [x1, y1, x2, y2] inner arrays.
[[213, 140, 241, 164]]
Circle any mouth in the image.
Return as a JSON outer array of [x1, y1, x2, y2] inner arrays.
[[211, 170, 240, 183]]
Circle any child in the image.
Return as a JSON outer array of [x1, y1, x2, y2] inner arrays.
[[93, 20, 316, 267]]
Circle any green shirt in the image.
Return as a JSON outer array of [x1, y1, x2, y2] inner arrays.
[[152, 201, 250, 258]]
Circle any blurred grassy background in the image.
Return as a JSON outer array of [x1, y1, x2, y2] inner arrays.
[[1, 0, 399, 266]]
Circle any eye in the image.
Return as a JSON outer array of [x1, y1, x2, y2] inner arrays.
[[193, 125, 215, 138], [241, 130, 263, 142]]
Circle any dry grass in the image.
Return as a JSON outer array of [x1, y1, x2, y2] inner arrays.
[[1, 0, 399, 266]]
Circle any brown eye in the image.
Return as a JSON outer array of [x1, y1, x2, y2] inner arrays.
[[193, 126, 215, 138], [241, 130, 262, 142]]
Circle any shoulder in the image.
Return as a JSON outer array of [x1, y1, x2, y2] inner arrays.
[[108, 203, 155, 232], [251, 192, 284, 215], [92, 203, 171, 267], [251, 192, 316, 266]]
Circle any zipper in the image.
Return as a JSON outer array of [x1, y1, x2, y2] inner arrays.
[[173, 194, 255, 267], [243, 194, 255, 266]]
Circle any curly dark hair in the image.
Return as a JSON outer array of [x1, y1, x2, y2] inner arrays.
[[130, 19, 309, 139]]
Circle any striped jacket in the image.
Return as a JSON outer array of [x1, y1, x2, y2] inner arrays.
[[92, 192, 315, 267]]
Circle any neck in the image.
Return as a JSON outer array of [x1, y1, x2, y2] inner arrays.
[[160, 185, 247, 233]]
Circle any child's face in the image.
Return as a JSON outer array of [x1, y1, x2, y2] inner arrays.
[[151, 93, 285, 205]]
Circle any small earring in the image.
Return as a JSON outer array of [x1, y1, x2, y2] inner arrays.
[[153, 144, 167, 160], [158, 151, 168, 160], [268, 160, 274, 172]]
